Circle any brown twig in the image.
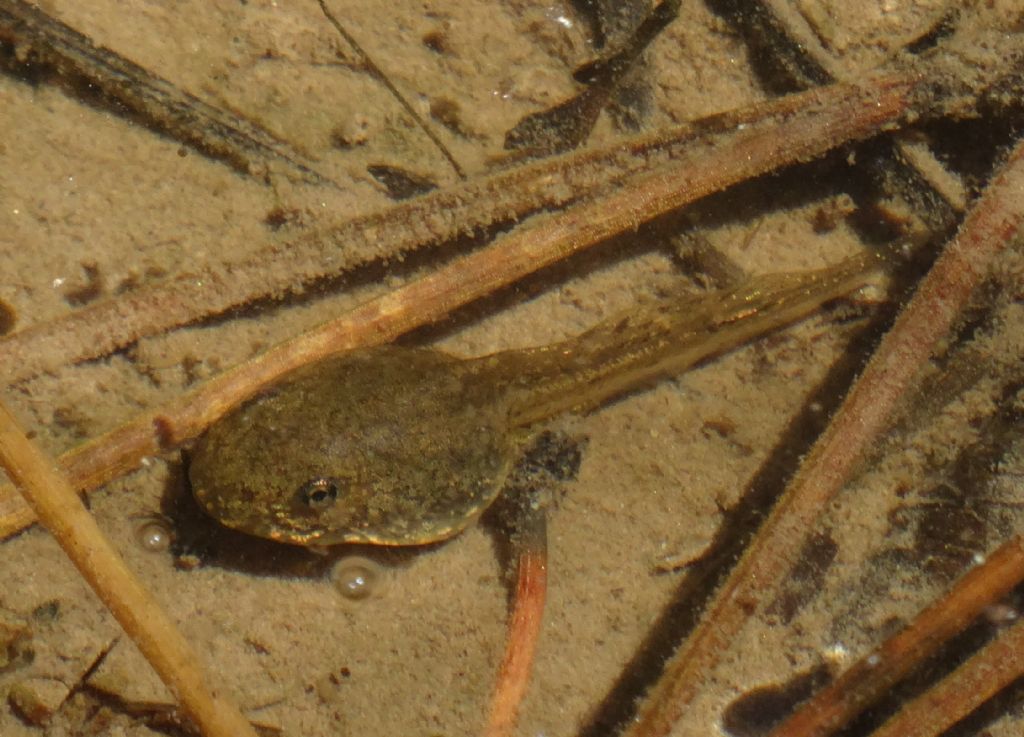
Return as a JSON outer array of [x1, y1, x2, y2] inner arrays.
[[0, 67, 932, 385], [767, 535, 1024, 737], [0, 69, 921, 540], [868, 604, 1024, 737], [0, 0, 331, 184], [484, 510, 548, 737], [624, 132, 1024, 737], [0, 399, 258, 737]]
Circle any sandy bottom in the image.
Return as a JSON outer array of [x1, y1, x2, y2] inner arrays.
[[2, 1, 1024, 736]]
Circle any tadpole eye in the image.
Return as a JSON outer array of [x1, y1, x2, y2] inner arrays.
[[297, 477, 340, 509]]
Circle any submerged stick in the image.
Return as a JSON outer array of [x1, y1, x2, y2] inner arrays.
[[0, 399, 258, 737], [768, 536, 1024, 737], [868, 606, 1024, 737], [0, 0, 331, 184], [484, 509, 548, 737], [0, 67, 925, 385]]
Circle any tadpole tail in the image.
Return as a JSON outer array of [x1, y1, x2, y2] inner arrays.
[[501, 250, 885, 429]]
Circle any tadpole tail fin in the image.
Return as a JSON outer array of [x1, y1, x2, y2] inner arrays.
[[502, 250, 884, 428]]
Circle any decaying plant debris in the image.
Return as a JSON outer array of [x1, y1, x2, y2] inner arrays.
[[3, 1, 1024, 736]]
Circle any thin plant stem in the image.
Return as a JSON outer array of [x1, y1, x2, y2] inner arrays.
[[0, 399, 258, 737], [0, 68, 932, 384], [484, 513, 548, 737], [314, 0, 465, 178], [0, 0, 332, 184], [868, 609, 1024, 737], [767, 535, 1024, 737]]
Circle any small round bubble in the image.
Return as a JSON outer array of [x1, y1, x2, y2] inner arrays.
[[134, 517, 172, 553], [332, 556, 385, 601]]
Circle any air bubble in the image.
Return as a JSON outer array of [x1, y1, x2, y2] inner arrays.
[[134, 517, 172, 553], [331, 556, 385, 601]]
